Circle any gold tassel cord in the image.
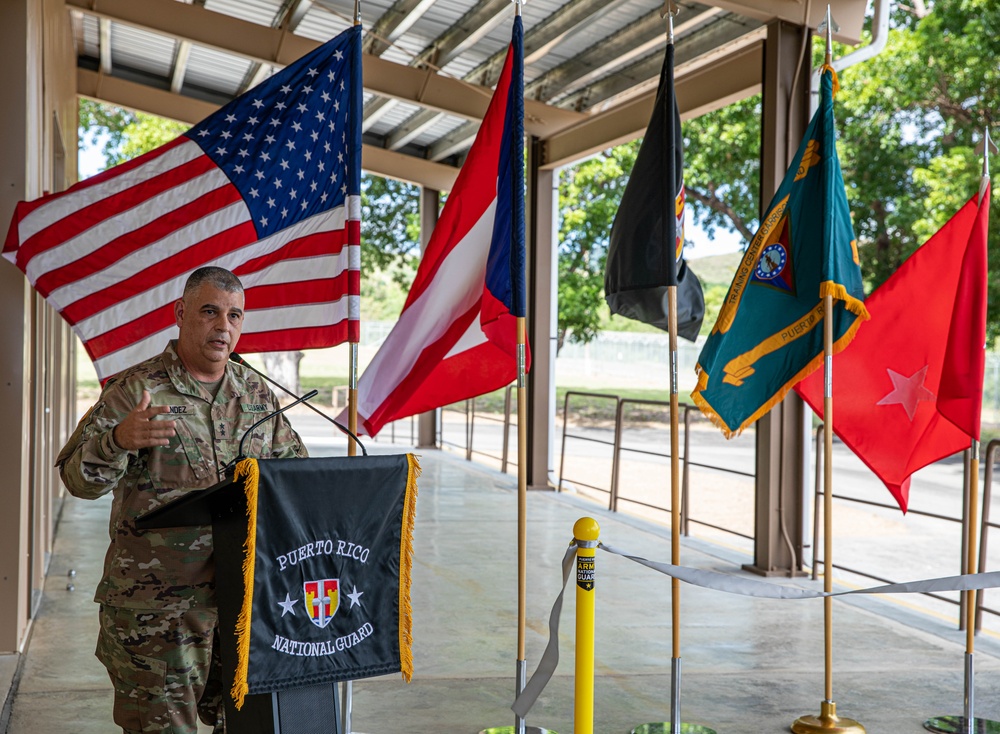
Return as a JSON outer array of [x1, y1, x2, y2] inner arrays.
[[230, 458, 260, 710], [398, 453, 421, 683]]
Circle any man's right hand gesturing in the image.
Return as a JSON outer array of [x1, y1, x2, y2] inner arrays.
[[112, 390, 177, 451]]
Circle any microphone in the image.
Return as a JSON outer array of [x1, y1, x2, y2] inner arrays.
[[229, 352, 367, 456], [237, 389, 318, 460]]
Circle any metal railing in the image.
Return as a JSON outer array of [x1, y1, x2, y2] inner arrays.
[[435, 386, 517, 473], [557, 391, 619, 503], [557, 391, 754, 542], [811, 423, 995, 631], [976, 438, 1000, 630]]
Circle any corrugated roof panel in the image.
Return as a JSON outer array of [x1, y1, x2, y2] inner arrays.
[[203, 0, 282, 28], [292, 6, 355, 44], [409, 114, 468, 148], [183, 45, 254, 97], [526, 0, 666, 77], [110, 24, 175, 78], [366, 100, 423, 138]]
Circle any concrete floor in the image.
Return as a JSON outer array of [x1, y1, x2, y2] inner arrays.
[[4, 437, 1000, 733]]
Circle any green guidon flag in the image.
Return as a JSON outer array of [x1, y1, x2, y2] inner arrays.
[[692, 66, 869, 438]]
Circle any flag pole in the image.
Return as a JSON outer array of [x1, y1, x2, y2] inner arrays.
[[347, 0, 362, 463], [486, 5, 553, 733], [633, 6, 715, 734], [514, 6, 527, 709], [791, 10, 863, 733], [924, 128, 1000, 734], [343, 5, 361, 733], [667, 8, 682, 730]]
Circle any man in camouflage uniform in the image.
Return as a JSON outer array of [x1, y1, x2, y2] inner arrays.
[[57, 267, 307, 733]]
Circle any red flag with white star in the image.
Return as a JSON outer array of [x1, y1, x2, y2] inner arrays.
[[795, 180, 990, 512]]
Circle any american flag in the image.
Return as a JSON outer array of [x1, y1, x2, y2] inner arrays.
[[3, 26, 362, 381]]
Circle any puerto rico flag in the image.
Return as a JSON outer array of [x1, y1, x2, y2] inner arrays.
[[3, 26, 362, 381], [349, 17, 528, 437]]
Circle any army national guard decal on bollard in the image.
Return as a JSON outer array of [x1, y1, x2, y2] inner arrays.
[[577, 554, 595, 591]]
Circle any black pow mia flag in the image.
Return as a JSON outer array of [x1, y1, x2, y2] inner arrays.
[[228, 454, 419, 708], [604, 41, 705, 341]]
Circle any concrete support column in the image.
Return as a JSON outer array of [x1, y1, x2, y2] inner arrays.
[[0, 0, 41, 652], [526, 137, 558, 490], [416, 186, 439, 448], [744, 19, 812, 577]]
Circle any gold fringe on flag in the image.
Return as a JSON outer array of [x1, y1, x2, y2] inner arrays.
[[820, 63, 840, 97], [230, 457, 260, 710], [819, 280, 870, 321], [398, 453, 421, 682]]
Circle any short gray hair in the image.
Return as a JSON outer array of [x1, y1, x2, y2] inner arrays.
[[183, 267, 243, 297]]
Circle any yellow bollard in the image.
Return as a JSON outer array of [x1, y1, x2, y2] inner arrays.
[[574, 517, 600, 734]]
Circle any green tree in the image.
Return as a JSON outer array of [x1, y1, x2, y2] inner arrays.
[[836, 0, 1000, 336], [360, 175, 420, 291], [683, 95, 761, 243], [78, 100, 188, 169], [557, 143, 636, 351]]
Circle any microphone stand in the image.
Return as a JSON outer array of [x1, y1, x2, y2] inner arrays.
[[229, 352, 367, 456], [237, 389, 319, 458]]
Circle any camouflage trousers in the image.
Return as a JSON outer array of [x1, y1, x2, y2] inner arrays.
[[97, 605, 226, 734]]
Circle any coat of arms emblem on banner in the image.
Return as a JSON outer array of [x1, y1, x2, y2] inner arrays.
[[304, 579, 340, 628]]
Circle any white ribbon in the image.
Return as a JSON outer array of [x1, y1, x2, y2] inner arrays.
[[511, 539, 1000, 718]]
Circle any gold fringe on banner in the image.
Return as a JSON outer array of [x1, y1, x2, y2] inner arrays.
[[819, 280, 869, 320], [230, 457, 260, 710], [399, 453, 421, 682]]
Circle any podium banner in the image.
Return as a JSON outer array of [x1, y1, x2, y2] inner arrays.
[[229, 454, 419, 708]]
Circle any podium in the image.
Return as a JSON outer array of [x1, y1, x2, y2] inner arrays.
[[138, 454, 419, 734]]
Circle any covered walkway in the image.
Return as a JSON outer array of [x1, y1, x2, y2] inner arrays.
[[4, 416, 1000, 733]]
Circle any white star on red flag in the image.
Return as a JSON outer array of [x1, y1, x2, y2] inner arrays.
[[876, 365, 936, 421]]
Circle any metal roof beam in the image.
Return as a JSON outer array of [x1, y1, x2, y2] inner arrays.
[[428, 121, 478, 162], [541, 40, 763, 169], [98, 18, 112, 74], [387, 110, 444, 150], [236, 0, 314, 96], [65, 0, 584, 138], [708, 0, 865, 42], [411, 0, 510, 70], [169, 41, 192, 94], [364, 0, 437, 57], [551, 13, 757, 112], [465, 0, 629, 88]]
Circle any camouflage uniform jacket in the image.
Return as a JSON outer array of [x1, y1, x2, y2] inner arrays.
[[57, 342, 307, 610]]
